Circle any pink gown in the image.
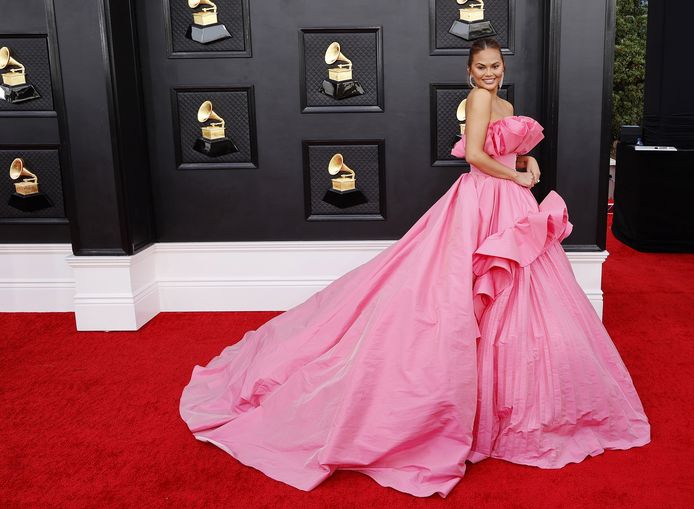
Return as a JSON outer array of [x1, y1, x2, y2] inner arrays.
[[179, 116, 651, 498]]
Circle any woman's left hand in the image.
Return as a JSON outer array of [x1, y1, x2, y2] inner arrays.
[[526, 156, 541, 186]]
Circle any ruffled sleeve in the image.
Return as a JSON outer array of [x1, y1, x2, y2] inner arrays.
[[451, 115, 545, 159]]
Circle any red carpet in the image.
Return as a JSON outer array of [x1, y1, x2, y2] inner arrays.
[[2, 220, 693, 508]]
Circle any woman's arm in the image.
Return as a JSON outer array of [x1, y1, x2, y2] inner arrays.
[[463, 89, 532, 187]]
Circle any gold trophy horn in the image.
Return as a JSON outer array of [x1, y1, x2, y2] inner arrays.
[[189, 0, 218, 26], [9, 158, 39, 195], [0, 47, 27, 86], [324, 42, 352, 70], [328, 153, 356, 191], [197, 100, 226, 140], [456, 98, 467, 136]]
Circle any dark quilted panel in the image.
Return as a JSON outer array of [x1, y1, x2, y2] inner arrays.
[[0, 149, 64, 218], [306, 143, 383, 216]]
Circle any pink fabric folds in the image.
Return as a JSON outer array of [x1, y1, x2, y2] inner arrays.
[[181, 170, 485, 498], [451, 115, 545, 159]]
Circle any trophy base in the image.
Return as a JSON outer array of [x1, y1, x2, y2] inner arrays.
[[8, 192, 53, 212], [193, 137, 239, 157], [320, 79, 365, 100], [448, 19, 497, 41], [0, 83, 41, 104], [186, 23, 232, 44], [322, 188, 368, 209]]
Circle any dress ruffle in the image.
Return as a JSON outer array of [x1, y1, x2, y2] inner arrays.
[[471, 190, 573, 321], [451, 115, 545, 159]]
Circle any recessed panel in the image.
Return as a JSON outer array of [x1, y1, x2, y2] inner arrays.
[[165, 0, 251, 57], [303, 140, 386, 220], [429, 0, 513, 55], [0, 148, 64, 218], [0, 36, 53, 111], [300, 28, 383, 113], [171, 86, 258, 170]]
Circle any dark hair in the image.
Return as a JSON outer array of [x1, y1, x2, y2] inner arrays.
[[467, 38, 504, 69]]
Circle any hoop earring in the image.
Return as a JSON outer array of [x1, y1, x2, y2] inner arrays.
[[468, 74, 477, 88], [498, 73, 504, 89]]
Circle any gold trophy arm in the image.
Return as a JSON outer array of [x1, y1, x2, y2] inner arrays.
[[336, 55, 353, 70], [207, 110, 226, 130], [188, 0, 218, 14], [339, 163, 356, 179], [8, 61, 25, 74]]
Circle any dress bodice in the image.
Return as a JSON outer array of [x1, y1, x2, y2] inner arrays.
[[451, 115, 545, 175]]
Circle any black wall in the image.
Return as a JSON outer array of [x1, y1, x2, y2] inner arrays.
[[1, 0, 617, 252]]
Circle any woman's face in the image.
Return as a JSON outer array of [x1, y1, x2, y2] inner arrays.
[[468, 48, 504, 91]]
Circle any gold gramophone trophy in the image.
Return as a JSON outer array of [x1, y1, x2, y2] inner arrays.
[[0, 47, 41, 104], [320, 42, 365, 100], [186, 0, 232, 44], [455, 98, 467, 141], [322, 153, 368, 208], [8, 158, 52, 212], [193, 100, 238, 156], [449, 0, 497, 41]]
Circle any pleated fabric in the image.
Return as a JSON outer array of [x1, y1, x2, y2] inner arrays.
[[179, 116, 651, 497]]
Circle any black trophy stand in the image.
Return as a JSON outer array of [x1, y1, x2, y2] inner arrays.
[[322, 188, 368, 209], [186, 23, 232, 44], [0, 83, 40, 104], [193, 136, 238, 157], [8, 192, 52, 212], [449, 19, 497, 41], [320, 79, 365, 100]]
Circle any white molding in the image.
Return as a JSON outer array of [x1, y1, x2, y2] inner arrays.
[[0, 244, 75, 312], [66, 245, 159, 331], [0, 242, 609, 329], [567, 250, 610, 318], [156, 240, 392, 312]]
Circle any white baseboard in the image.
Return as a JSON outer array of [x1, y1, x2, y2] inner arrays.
[[0, 242, 609, 330], [156, 240, 389, 311], [67, 246, 159, 331], [0, 244, 75, 312], [567, 250, 610, 318]]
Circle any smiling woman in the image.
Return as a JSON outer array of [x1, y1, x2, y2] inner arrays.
[[467, 38, 505, 92]]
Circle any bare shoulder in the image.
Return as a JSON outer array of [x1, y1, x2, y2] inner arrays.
[[500, 97, 514, 116], [467, 87, 493, 105], [466, 88, 493, 119]]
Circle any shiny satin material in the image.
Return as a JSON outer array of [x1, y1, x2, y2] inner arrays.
[[180, 115, 651, 498]]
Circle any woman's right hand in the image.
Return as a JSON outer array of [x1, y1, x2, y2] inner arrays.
[[513, 171, 535, 188]]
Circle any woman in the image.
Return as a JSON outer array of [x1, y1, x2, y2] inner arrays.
[[179, 38, 651, 498]]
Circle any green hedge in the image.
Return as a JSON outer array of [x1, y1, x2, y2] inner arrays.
[[612, 0, 648, 141]]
